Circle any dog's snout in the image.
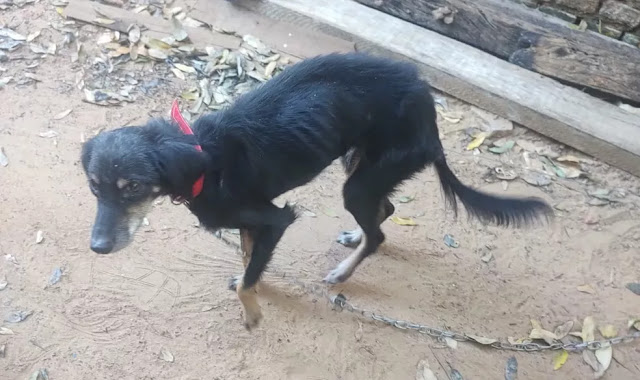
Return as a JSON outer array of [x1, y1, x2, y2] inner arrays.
[[90, 236, 114, 254]]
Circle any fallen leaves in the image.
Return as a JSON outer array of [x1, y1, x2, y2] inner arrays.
[[577, 284, 596, 295], [582, 316, 595, 343], [28, 369, 49, 380], [53, 108, 72, 120], [466, 132, 486, 150], [160, 348, 174, 362], [598, 325, 618, 338], [35, 230, 44, 243], [390, 216, 417, 226], [553, 320, 574, 340], [625, 282, 640, 295], [552, 349, 568, 370], [416, 359, 438, 380], [0, 277, 7, 290], [0, 327, 14, 335], [4, 310, 31, 323], [504, 356, 517, 380], [443, 234, 459, 248], [466, 334, 497, 345], [0, 147, 8, 167]]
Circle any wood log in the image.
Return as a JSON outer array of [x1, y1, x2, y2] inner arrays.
[[259, 0, 640, 178], [355, 0, 640, 104], [191, 0, 353, 59]]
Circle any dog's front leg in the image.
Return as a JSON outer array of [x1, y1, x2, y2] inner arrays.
[[228, 204, 297, 330]]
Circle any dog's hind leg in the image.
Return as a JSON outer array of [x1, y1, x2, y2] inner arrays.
[[337, 148, 395, 248], [228, 204, 297, 330], [326, 149, 428, 284]]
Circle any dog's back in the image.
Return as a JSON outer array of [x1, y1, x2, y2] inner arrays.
[[193, 53, 439, 199]]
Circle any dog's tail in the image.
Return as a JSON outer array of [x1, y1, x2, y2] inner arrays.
[[433, 154, 553, 227]]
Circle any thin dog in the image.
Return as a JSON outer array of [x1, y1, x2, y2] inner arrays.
[[81, 53, 553, 329]]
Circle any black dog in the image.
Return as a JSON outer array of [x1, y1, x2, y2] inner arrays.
[[81, 52, 552, 329]]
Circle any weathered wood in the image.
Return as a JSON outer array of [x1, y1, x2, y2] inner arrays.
[[260, 0, 640, 177], [191, 0, 353, 59], [64, 0, 241, 49], [355, 0, 640, 104]]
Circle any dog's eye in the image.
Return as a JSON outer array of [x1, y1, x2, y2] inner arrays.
[[126, 182, 140, 193]]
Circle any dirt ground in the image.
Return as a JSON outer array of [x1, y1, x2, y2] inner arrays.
[[2, 2, 640, 380]]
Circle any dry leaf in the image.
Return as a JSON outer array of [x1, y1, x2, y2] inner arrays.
[[39, 130, 58, 138], [182, 17, 204, 28], [582, 316, 595, 342], [171, 17, 189, 42], [354, 322, 363, 342], [582, 350, 599, 371], [390, 216, 417, 226], [180, 88, 198, 100], [161, 348, 174, 362], [148, 48, 168, 60], [444, 337, 458, 349], [24, 72, 41, 81], [264, 60, 277, 78], [200, 305, 215, 312], [529, 328, 558, 345], [552, 350, 568, 370], [94, 18, 116, 25], [466, 132, 487, 150], [0, 277, 7, 290], [174, 63, 196, 74], [26, 30, 41, 42], [0, 28, 26, 41], [416, 360, 438, 380], [128, 24, 141, 44], [598, 325, 617, 339], [595, 346, 612, 373], [553, 321, 574, 340], [466, 334, 497, 345], [0, 327, 14, 335], [35, 230, 44, 243], [505, 356, 518, 380], [0, 76, 13, 88], [530, 319, 543, 330], [0, 148, 8, 167], [171, 68, 185, 80], [53, 108, 72, 120], [628, 318, 640, 330], [577, 284, 596, 295]]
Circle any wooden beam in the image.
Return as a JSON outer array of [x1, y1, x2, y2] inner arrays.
[[355, 0, 640, 104], [191, 0, 354, 59], [258, 0, 640, 177], [64, 0, 241, 49]]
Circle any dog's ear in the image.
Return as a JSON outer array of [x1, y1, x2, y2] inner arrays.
[[80, 137, 96, 174], [154, 139, 209, 198]]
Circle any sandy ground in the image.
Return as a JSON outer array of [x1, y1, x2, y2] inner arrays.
[[2, 2, 640, 380]]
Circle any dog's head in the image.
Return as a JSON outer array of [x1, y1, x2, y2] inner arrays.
[[81, 119, 208, 254]]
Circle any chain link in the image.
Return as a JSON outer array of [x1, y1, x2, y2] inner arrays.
[[215, 231, 640, 353]]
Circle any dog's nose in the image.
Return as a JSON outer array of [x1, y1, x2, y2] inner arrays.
[[90, 237, 114, 254]]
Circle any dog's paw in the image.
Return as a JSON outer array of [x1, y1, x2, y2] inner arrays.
[[243, 309, 263, 331], [323, 267, 352, 284], [336, 229, 362, 247], [228, 275, 241, 291]]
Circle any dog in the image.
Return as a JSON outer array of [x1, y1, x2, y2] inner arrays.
[[81, 52, 553, 329]]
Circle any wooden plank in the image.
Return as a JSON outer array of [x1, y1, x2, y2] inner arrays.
[[355, 0, 640, 104], [64, 0, 241, 49], [191, 0, 354, 59], [257, 0, 640, 177]]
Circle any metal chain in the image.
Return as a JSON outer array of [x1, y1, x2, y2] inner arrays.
[[214, 231, 640, 352]]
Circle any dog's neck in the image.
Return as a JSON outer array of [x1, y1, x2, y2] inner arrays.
[[170, 100, 206, 204]]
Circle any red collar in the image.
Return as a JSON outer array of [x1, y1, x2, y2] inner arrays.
[[171, 99, 205, 200]]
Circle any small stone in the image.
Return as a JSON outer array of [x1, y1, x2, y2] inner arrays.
[[600, 23, 623, 38], [553, 0, 600, 15], [600, 0, 640, 30], [539, 6, 577, 23], [622, 32, 640, 47]]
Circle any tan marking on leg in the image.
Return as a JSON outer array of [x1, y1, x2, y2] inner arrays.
[[236, 277, 263, 330], [324, 233, 368, 284], [116, 178, 129, 189], [240, 229, 253, 269]]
